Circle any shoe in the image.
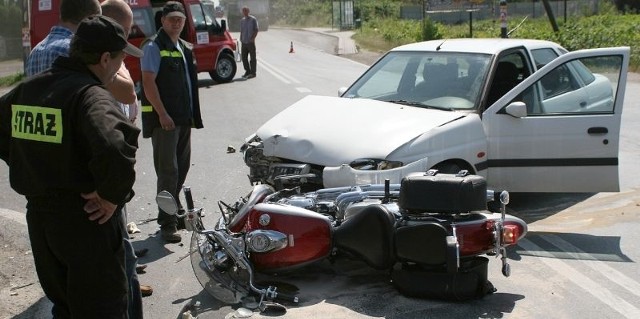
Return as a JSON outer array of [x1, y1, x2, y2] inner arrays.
[[134, 248, 148, 258], [136, 264, 147, 274], [241, 72, 250, 78], [176, 211, 186, 230], [247, 73, 256, 78], [160, 226, 182, 243], [140, 284, 153, 297]]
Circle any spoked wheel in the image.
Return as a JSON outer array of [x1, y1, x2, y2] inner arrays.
[[189, 231, 250, 303]]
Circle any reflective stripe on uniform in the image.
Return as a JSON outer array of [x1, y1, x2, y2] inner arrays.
[[11, 104, 63, 143], [141, 105, 153, 113], [160, 50, 183, 58]]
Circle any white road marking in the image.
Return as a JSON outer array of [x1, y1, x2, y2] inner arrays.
[[257, 58, 312, 92], [542, 233, 640, 299], [519, 238, 640, 319]]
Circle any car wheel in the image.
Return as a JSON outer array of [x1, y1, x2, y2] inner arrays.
[[209, 53, 237, 83], [433, 162, 465, 175]]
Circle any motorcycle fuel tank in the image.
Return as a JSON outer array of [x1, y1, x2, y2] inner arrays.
[[246, 203, 332, 272]]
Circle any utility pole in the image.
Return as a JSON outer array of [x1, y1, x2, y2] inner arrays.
[[499, 0, 507, 38], [541, 0, 560, 32]]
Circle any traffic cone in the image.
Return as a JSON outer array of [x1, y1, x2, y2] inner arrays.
[[289, 41, 295, 53]]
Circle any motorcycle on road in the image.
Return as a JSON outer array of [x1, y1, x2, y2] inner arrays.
[[156, 170, 527, 310]]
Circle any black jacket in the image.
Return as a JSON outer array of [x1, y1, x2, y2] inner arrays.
[[0, 57, 140, 208], [140, 29, 203, 138]]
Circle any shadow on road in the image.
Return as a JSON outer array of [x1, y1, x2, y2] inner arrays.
[[507, 192, 597, 224]]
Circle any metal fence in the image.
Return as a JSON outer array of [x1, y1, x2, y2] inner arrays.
[[401, 0, 605, 25]]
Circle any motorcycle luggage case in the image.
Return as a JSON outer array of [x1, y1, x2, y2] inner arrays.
[[399, 171, 487, 213], [391, 256, 494, 301]]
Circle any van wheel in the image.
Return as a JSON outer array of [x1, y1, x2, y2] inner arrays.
[[210, 53, 236, 83]]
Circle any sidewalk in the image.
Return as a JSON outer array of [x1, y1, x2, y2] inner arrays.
[[303, 28, 359, 55], [0, 59, 23, 96]]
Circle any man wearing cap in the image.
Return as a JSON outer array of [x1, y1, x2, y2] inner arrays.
[[26, 0, 102, 77], [0, 15, 143, 318], [140, 1, 203, 243]]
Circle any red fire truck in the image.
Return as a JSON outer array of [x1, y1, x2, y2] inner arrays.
[[29, 0, 238, 83]]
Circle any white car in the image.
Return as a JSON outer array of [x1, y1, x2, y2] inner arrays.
[[242, 39, 629, 192]]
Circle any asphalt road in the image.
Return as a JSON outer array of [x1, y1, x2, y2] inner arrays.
[[1, 28, 639, 319]]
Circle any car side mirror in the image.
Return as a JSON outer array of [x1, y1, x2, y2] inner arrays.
[[221, 19, 227, 31], [156, 191, 179, 215], [504, 101, 527, 118]]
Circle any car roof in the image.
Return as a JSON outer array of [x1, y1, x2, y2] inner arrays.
[[391, 38, 564, 55]]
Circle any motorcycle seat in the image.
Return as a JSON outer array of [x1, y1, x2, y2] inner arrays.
[[333, 204, 396, 270]]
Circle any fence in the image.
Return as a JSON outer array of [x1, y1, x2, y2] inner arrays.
[[401, 0, 605, 25]]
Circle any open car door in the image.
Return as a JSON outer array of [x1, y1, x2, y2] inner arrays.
[[483, 47, 629, 192]]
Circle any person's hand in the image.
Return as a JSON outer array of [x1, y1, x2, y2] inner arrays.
[[81, 191, 117, 224], [158, 112, 175, 130]]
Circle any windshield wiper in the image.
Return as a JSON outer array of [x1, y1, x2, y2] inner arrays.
[[386, 99, 423, 107], [386, 100, 454, 111], [420, 104, 455, 111]]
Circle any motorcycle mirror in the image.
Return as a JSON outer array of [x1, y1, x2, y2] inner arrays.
[[259, 301, 287, 316], [156, 190, 179, 215], [499, 190, 510, 206]]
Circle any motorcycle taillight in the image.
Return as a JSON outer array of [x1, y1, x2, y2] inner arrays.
[[502, 224, 520, 245]]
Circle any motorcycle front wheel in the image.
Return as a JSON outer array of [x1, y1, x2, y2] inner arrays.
[[190, 231, 250, 304]]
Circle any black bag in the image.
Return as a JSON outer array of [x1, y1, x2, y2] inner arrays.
[[399, 170, 487, 213], [390, 257, 495, 301]]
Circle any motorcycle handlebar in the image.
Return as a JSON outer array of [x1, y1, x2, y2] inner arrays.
[[184, 186, 195, 211]]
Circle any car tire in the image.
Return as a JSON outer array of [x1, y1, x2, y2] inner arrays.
[[209, 53, 237, 83], [433, 162, 465, 175]]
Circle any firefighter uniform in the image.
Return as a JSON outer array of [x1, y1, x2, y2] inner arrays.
[[0, 56, 140, 318]]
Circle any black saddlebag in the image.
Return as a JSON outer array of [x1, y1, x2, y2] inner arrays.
[[390, 257, 494, 301], [399, 171, 487, 213]]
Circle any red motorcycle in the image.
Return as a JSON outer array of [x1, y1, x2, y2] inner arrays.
[[156, 170, 527, 308]]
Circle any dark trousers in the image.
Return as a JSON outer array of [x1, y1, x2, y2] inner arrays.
[[242, 42, 257, 75], [152, 125, 191, 227], [26, 205, 127, 319], [120, 206, 143, 319]]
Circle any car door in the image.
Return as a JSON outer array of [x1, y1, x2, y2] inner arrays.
[[482, 47, 629, 192]]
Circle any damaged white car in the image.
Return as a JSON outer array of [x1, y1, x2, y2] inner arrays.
[[242, 39, 629, 192]]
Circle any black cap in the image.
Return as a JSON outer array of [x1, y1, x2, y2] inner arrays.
[[74, 15, 143, 58], [162, 1, 186, 19]]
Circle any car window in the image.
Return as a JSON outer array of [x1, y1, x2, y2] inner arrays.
[[531, 48, 560, 69], [513, 55, 622, 115], [130, 8, 155, 39], [486, 52, 529, 107], [343, 51, 491, 110], [191, 4, 208, 31], [571, 60, 597, 85], [540, 64, 580, 99]]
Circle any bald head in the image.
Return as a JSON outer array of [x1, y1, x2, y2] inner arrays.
[[101, 0, 133, 37]]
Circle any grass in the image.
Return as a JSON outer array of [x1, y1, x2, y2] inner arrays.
[[0, 72, 24, 88]]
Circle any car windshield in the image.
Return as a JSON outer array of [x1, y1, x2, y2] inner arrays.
[[342, 51, 492, 111]]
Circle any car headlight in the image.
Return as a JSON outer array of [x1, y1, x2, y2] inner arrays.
[[349, 158, 403, 170]]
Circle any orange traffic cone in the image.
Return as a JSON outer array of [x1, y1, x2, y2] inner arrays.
[[289, 41, 295, 53]]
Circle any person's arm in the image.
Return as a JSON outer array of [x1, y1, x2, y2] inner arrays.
[[252, 18, 259, 41], [105, 63, 137, 105], [141, 43, 175, 130], [141, 71, 175, 130]]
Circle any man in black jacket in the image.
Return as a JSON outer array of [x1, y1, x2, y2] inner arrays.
[[140, 1, 203, 243], [0, 15, 142, 318]]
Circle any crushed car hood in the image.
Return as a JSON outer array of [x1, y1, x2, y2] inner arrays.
[[256, 95, 465, 166]]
